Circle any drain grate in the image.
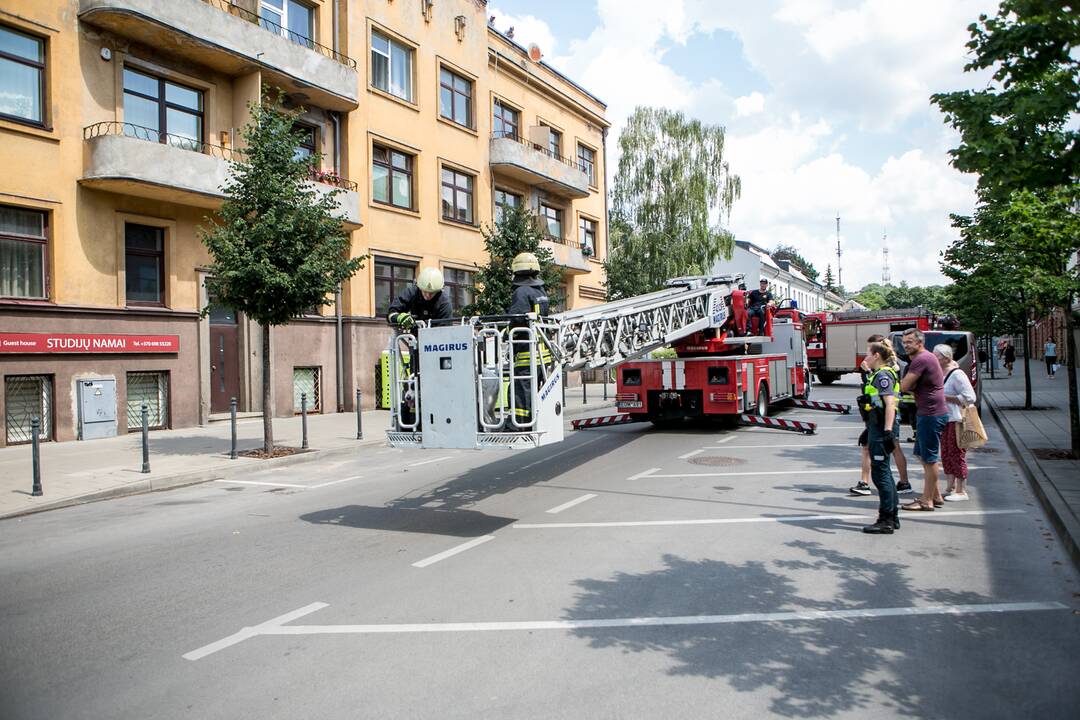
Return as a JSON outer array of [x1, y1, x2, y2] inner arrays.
[[689, 455, 747, 467]]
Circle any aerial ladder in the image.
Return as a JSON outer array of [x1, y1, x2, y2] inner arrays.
[[386, 275, 747, 450]]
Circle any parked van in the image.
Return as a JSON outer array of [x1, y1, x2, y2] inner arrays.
[[890, 330, 980, 419]]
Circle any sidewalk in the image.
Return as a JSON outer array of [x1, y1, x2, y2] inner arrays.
[[983, 365, 1080, 567], [0, 383, 616, 520]]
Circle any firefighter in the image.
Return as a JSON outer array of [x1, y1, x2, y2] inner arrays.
[[507, 252, 551, 426], [387, 267, 452, 331], [747, 278, 773, 336], [860, 341, 901, 534]]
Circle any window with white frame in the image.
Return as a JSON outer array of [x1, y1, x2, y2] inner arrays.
[[260, 0, 314, 47], [371, 30, 414, 102]]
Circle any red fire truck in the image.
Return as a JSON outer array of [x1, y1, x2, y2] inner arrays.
[[807, 308, 933, 385]]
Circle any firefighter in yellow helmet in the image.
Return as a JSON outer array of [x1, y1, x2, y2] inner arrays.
[[387, 267, 452, 330], [506, 252, 552, 426]]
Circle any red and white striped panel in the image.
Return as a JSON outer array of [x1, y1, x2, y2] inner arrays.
[[738, 414, 817, 434], [790, 399, 852, 414], [572, 414, 642, 430]]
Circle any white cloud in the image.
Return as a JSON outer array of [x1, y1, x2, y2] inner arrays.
[[734, 91, 765, 116], [487, 6, 559, 58]]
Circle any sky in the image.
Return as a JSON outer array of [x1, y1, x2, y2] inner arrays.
[[487, 0, 1001, 291]]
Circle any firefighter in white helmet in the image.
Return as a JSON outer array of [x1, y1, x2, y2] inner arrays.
[[387, 266, 452, 330], [506, 252, 551, 426]]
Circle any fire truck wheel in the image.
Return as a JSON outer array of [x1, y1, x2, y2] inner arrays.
[[816, 372, 838, 385], [756, 385, 769, 417]]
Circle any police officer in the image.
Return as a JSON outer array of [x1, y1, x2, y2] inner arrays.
[[387, 267, 452, 331], [860, 341, 900, 534], [506, 252, 550, 426]]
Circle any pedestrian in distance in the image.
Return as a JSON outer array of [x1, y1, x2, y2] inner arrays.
[[1004, 342, 1016, 376], [860, 341, 901, 534], [935, 344, 977, 501], [899, 328, 950, 512], [1044, 336, 1058, 377], [851, 334, 911, 497]]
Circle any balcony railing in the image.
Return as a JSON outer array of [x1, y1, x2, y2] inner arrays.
[[493, 131, 587, 173], [83, 122, 359, 191], [199, 0, 356, 68]]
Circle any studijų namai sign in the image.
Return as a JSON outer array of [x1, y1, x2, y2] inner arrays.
[[0, 333, 180, 354]]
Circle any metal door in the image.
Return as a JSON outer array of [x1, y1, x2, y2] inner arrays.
[[209, 305, 240, 413]]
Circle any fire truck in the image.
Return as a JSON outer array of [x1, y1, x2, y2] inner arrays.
[[385, 274, 829, 451], [807, 308, 933, 385]]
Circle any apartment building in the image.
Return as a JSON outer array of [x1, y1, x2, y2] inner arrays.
[[710, 240, 830, 313], [0, 0, 609, 446]]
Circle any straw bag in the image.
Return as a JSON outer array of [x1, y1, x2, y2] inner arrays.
[[956, 404, 988, 449]]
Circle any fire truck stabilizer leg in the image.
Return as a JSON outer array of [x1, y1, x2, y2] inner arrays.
[[572, 414, 646, 430], [738, 413, 817, 434], [790, 399, 852, 415]]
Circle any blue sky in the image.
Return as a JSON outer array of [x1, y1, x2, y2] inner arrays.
[[488, 0, 1000, 289]]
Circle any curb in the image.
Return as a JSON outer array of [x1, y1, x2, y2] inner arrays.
[[986, 394, 1080, 570]]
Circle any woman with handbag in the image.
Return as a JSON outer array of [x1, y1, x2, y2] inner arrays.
[[934, 344, 977, 501]]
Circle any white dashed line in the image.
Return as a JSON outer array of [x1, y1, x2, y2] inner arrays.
[[412, 535, 496, 568], [409, 455, 455, 468], [628, 467, 661, 481], [214, 479, 308, 489], [678, 449, 705, 460], [545, 493, 598, 514]]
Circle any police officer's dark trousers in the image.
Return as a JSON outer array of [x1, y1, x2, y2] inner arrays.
[[867, 428, 897, 519]]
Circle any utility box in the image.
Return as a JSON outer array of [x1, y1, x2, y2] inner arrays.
[[77, 378, 117, 440]]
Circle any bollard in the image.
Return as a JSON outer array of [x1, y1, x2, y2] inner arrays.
[[301, 393, 309, 450], [30, 416, 42, 496], [140, 404, 150, 474], [355, 389, 364, 440], [582, 377, 587, 404], [229, 397, 238, 459], [603, 373, 608, 401]]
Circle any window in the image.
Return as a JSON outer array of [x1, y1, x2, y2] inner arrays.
[[125, 224, 164, 306], [374, 259, 416, 316], [578, 216, 597, 255], [439, 67, 473, 128], [577, 144, 596, 184], [539, 203, 562, 240], [371, 30, 414, 102], [372, 144, 414, 210], [260, 0, 314, 47], [543, 125, 562, 157], [441, 167, 474, 224], [127, 372, 169, 430], [0, 205, 47, 299], [494, 188, 522, 224], [293, 367, 321, 413], [493, 99, 518, 139], [444, 268, 475, 312], [293, 123, 317, 161], [4, 375, 52, 444], [0, 25, 44, 125], [123, 68, 204, 150]]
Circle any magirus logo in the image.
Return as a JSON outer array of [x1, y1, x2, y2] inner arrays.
[[423, 343, 469, 352]]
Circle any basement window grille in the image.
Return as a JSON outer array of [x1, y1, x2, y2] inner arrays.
[[293, 367, 321, 413], [126, 371, 169, 430], [4, 374, 52, 444]]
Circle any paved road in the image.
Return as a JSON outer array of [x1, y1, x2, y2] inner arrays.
[[2, 380, 1078, 719]]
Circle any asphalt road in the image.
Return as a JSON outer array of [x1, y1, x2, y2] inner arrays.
[[1, 379, 1078, 719]]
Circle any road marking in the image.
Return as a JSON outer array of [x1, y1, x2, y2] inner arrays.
[[183, 602, 328, 661], [214, 479, 308, 489], [679, 449, 705, 460], [412, 535, 496, 568], [509, 436, 604, 475], [513, 508, 1025, 529], [704, 443, 856, 450], [546, 493, 598, 514], [714, 436, 735, 445], [309, 475, 362, 489], [184, 601, 1067, 657], [409, 455, 454, 468], [632, 466, 997, 480]]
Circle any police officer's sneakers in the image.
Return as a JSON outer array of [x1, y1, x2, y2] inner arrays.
[[863, 516, 895, 534], [849, 482, 873, 496], [896, 481, 914, 495]]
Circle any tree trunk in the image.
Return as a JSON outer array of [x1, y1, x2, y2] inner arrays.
[[262, 322, 274, 454], [1021, 318, 1033, 410], [1065, 299, 1079, 457]]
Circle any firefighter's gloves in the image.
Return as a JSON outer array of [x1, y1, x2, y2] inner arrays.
[[392, 312, 416, 330]]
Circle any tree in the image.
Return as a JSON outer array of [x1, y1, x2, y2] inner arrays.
[[823, 264, 836, 292], [464, 203, 563, 316], [200, 89, 364, 454], [931, 0, 1080, 453], [604, 107, 741, 299], [771, 244, 819, 281]]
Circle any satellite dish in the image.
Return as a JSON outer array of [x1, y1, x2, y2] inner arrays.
[[527, 43, 542, 62]]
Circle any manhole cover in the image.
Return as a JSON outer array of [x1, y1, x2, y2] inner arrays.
[[689, 456, 747, 467]]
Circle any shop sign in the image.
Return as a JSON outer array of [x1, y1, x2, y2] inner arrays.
[[0, 333, 180, 354]]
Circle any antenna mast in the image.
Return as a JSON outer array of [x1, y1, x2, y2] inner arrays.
[[882, 229, 891, 284], [835, 213, 842, 288]]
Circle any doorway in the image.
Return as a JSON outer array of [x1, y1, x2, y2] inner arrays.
[[209, 304, 240, 413]]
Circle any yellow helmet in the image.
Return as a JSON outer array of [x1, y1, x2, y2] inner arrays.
[[511, 252, 540, 274], [416, 267, 444, 293]]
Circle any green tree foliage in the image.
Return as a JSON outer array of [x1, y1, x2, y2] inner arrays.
[[854, 282, 950, 314], [200, 89, 364, 452], [822, 264, 836, 292], [771, 244, 819, 281], [604, 107, 741, 299], [464, 203, 563, 316]]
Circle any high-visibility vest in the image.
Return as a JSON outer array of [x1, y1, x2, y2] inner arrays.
[[862, 366, 899, 412]]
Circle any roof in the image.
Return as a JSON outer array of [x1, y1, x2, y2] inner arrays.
[[487, 26, 607, 109]]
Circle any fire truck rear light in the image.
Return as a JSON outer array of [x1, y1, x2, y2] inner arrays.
[[710, 392, 736, 402], [615, 393, 639, 402]]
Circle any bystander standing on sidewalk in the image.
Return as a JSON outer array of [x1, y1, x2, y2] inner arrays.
[[1004, 342, 1016, 376], [935, 344, 977, 501], [1044, 337, 1058, 377], [900, 328, 949, 512]]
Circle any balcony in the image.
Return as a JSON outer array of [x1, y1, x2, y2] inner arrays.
[[542, 236, 591, 275], [489, 133, 591, 199], [80, 122, 361, 228], [78, 0, 359, 111]]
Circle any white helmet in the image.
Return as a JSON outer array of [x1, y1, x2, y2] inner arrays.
[[417, 267, 444, 293]]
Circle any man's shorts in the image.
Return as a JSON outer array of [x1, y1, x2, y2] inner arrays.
[[913, 414, 949, 464]]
